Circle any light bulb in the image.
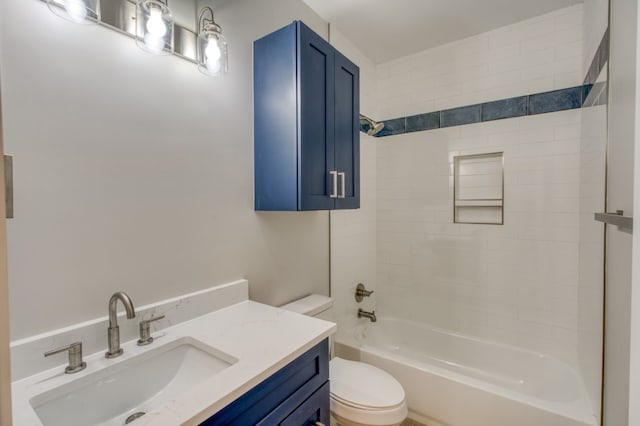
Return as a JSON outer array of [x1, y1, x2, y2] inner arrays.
[[146, 7, 167, 38], [144, 33, 165, 52], [207, 58, 221, 74], [64, 0, 88, 23], [205, 39, 221, 62]]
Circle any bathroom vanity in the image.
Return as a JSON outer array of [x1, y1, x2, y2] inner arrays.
[[10, 280, 335, 426], [202, 339, 329, 425]]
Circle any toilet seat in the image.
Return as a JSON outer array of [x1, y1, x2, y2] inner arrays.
[[331, 393, 405, 411], [330, 358, 407, 425]]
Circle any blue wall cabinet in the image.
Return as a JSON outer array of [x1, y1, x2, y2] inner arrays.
[[254, 21, 360, 211], [201, 339, 330, 425]]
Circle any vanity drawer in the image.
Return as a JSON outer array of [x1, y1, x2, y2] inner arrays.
[[202, 339, 329, 425], [279, 381, 330, 426]]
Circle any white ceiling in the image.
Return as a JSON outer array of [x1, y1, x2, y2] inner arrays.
[[302, 0, 584, 64]]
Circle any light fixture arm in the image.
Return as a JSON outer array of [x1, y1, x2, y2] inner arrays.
[[198, 6, 221, 34]]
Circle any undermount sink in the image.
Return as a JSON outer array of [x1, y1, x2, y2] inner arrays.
[[29, 337, 237, 426]]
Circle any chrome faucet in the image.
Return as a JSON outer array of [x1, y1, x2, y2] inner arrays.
[[358, 308, 377, 323], [105, 291, 136, 359]]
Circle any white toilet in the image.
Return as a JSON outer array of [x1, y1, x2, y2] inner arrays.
[[281, 295, 408, 426]]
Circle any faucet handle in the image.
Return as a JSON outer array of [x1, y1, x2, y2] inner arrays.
[[137, 315, 165, 346], [44, 342, 86, 374], [355, 283, 374, 302]]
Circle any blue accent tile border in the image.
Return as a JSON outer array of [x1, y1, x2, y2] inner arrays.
[[373, 85, 587, 138], [482, 97, 527, 121], [376, 118, 406, 137], [366, 27, 610, 138], [529, 87, 582, 115], [441, 105, 481, 128], [406, 112, 440, 133]]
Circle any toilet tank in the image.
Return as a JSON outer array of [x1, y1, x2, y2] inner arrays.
[[280, 294, 334, 322]]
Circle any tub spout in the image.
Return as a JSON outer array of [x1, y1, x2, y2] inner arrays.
[[358, 308, 377, 322]]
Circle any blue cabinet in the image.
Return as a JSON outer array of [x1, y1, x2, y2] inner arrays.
[[201, 339, 330, 425], [254, 21, 360, 211]]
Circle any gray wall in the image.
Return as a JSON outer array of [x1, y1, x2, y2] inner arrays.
[[0, 0, 330, 340]]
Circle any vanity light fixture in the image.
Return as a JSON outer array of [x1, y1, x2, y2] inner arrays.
[[46, 0, 99, 24], [196, 7, 228, 76], [136, 0, 173, 54], [42, 0, 229, 76]]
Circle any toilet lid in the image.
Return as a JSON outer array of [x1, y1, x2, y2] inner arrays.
[[330, 357, 405, 410]]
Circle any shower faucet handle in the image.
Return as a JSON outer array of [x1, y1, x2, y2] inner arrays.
[[355, 283, 374, 302]]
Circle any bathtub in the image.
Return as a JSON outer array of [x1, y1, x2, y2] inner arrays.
[[334, 317, 597, 426]]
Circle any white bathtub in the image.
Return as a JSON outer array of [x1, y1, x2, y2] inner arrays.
[[334, 317, 597, 426]]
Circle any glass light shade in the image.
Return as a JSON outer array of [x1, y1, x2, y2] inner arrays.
[[136, 0, 173, 55], [46, 0, 100, 24], [197, 28, 228, 76]]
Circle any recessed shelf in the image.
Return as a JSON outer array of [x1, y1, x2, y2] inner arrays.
[[453, 153, 504, 225]]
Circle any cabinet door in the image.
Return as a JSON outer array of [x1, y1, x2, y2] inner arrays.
[[254, 22, 299, 211], [333, 50, 360, 209], [298, 22, 335, 210], [281, 381, 330, 426]]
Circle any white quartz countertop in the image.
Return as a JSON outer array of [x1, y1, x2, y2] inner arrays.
[[12, 300, 337, 425]]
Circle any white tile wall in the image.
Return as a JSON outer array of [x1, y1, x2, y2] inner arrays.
[[372, 5, 590, 366], [375, 5, 584, 120], [376, 109, 584, 364]]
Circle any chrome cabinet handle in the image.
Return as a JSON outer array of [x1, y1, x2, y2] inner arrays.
[[338, 172, 346, 199], [329, 171, 338, 198], [44, 341, 86, 374]]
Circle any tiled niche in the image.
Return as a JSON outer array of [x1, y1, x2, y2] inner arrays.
[[453, 152, 504, 225]]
